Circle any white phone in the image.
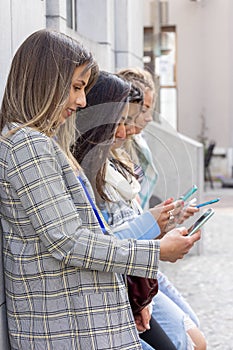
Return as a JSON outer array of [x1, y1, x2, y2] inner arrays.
[[187, 208, 215, 236]]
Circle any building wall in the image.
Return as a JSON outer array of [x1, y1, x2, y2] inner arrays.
[[74, 0, 144, 71], [145, 121, 204, 204], [115, 0, 144, 70], [168, 0, 233, 176], [145, 121, 204, 254], [75, 0, 116, 71], [0, 0, 144, 103], [46, 0, 67, 32], [0, 0, 46, 101]]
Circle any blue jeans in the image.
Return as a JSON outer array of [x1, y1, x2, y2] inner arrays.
[[140, 339, 156, 350], [157, 271, 200, 326], [151, 271, 200, 349]]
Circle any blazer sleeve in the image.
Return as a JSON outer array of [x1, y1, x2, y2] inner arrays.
[[6, 130, 160, 279]]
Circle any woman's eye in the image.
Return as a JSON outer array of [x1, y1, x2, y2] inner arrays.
[[142, 106, 152, 114], [126, 117, 132, 124], [74, 86, 81, 91]]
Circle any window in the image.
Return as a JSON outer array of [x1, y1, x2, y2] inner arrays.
[[156, 25, 177, 129], [143, 25, 178, 127]]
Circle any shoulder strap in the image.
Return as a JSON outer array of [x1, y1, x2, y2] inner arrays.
[[78, 176, 108, 234]]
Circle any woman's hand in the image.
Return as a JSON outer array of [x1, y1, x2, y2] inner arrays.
[[177, 205, 199, 224], [134, 305, 151, 332], [149, 198, 184, 236], [149, 198, 175, 234], [159, 226, 201, 262], [163, 199, 184, 233]]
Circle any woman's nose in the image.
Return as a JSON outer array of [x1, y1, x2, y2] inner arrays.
[[144, 110, 153, 122], [116, 123, 126, 139], [126, 124, 136, 136], [76, 91, 87, 108]]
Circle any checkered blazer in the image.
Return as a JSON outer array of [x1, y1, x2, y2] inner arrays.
[[0, 126, 160, 350]]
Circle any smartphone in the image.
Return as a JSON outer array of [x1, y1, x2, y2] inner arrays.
[[187, 208, 215, 236], [179, 185, 198, 202], [196, 198, 220, 208]]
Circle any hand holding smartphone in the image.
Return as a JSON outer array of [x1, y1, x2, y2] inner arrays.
[[187, 208, 215, 236]]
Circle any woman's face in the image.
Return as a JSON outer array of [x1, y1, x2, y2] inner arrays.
[[134, 88, 154, 134], [111, 104, 129, 149], [124, 102, 140, 137], [60, 64, 91, 125]]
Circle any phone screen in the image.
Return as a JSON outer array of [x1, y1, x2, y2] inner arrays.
[[187, 208, 215, 236]]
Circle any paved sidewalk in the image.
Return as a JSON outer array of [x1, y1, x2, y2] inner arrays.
[[160, 182, 233, 349]]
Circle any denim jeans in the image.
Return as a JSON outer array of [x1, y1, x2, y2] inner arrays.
[[157, 271, 200, 326], [140, 338, 156, 350], [151, 271, 200, 350]]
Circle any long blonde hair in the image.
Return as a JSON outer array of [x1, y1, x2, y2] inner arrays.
[[117, 67, 157, 164], [0, 29, 98, 167], [117, 67, 157, 107]]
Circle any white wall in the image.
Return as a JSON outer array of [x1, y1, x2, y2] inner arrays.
[[115, 0, 144, 70], [202, 0, 232, 149], [0, 0, 45, 102], [169, 0, 233, 150], [75, 0, 116, 72], [46, 0, 67, 32], [145, 121, 204, 254], [145, 121, 204, 203], [0, 0, 145, 99]]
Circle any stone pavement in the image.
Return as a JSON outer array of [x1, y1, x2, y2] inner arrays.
[[160, 182, 233, 349]]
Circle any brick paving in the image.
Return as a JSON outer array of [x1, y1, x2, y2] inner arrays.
[[160, 182, 233, 349]]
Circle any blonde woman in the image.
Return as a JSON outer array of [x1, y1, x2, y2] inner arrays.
[[0, 31, 199, 350]]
